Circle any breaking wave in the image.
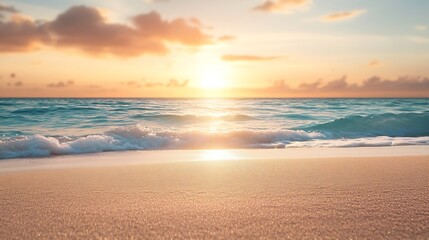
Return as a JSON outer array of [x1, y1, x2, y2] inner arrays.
[[1, 112, 429, 159], [0, 125, 323, 159]]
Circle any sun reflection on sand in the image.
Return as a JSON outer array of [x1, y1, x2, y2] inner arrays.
[[200, 149, 238, 161]]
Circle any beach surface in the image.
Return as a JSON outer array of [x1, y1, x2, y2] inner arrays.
[[1, 147, 428, 239]]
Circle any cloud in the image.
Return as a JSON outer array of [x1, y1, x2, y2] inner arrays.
[[126, 79, 189, 88], [166, 79, 188, 88], [268, 75, 429, 97], [0, 3, 18, 14], [406, 36, 429, 44], [145, 82, 164, 87], [222, 55, 280, 62], [253, 0, 312, 14], [359, 76, 429, 92], [316, 76, 352, 91], [47, 80, 74, 88], [320, 9, 366, 22], [127, 81, 142, 88], [0, 5, 213, 57], [218, 35, 236, 42], [48, 6, 212, 57], [6, 80, 23, 87], [0, 13, 48, 52], [297, 79, 321, 90], [414, 25, 427, 32], [368, 60, 381, 67]]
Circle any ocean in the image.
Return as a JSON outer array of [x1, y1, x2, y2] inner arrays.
[[1, 98, 428, 159]]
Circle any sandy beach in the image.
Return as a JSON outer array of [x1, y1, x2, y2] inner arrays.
[[2, 0, 429, 237], [0, 148, 428, 239]]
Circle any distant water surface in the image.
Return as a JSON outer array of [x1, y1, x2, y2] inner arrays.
[[1, 98, 428, 158]]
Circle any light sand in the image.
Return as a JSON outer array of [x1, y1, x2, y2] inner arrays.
[[0, 151, 428, 239]]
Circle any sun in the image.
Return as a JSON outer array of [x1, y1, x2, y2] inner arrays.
[[198, 62, 230, 89]]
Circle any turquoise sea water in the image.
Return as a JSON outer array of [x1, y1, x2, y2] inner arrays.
[[1, 98, 428, 159]]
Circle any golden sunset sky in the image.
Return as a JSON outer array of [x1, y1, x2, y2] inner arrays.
[[1, 0, 429, 97]]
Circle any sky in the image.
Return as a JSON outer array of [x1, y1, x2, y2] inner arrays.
[[0, 0, 429, 98]]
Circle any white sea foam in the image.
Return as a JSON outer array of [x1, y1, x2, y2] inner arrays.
[[1, 124, 429, 159], [0, 124, 323, 159], [286, 136, 429, 148]]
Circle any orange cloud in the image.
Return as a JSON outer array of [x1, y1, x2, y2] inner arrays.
[[0, 5, 213, 57], [368, 60, 381, 67], [48, 6, 212, 57], [320, 9, 366, 22], [166, 79, 188, 88], [6, 80, 23, 87], [126, 81, 142, 88], [253, 0, 311, 13], [218, 35, 236, 42], [182, 76, 429, 98], [145, 82, 164, 87], [47, 80, 74, 88], [222, 55, 280, 62], [143, 79, 189, 88], [0, 14, 48, 52], [357, 76, 429, 92], [125, 79, 189, 88], [264, 76, 429, 97]]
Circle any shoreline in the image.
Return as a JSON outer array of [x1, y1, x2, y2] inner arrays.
[[1, 146, 428, 173]]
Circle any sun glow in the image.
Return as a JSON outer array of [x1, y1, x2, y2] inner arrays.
[[196, 53, 230, 89], [200, 149, 237, 161], [199, 66, 227, 89]]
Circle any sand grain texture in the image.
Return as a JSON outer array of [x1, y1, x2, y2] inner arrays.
[[1, 156, 428, 239]]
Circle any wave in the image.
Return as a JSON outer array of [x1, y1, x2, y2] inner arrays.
[[301, 113, 429, 138], [2, 112, 429, 159], [0, 125, 322, 159]]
